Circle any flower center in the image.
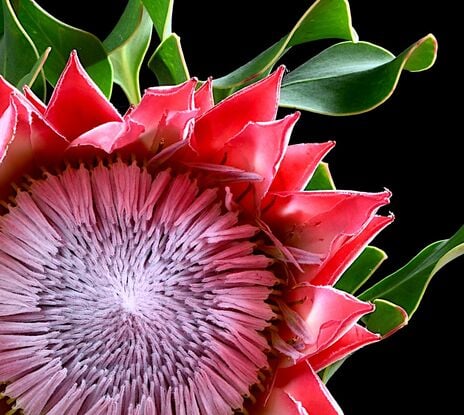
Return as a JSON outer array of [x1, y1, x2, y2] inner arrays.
[[0, 160, 277, 415]]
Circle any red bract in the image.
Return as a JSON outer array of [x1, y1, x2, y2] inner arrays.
[[0, 53, 391, 415]]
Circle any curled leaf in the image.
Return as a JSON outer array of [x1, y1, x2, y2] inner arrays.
[[363, 299, 408, 338], [104, 0, 152, 104], [148, 33, 189, 85], [142, 0, 173, 40], [280, 34, 438, 115], [0, 0, 45, 97], [213, 0, 356, 94], [359, 225, 464, 317], [431, 242, 464, 275], [335, 246, 387, 294], [12, 0, 113, 97]]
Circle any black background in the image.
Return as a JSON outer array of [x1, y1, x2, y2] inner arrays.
[[38, 1, 463, 413]]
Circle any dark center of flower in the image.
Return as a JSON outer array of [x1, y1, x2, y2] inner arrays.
[[0, 160, 277, 415]]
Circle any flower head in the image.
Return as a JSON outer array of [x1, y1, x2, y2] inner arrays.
[[0, 52, 391, 414]]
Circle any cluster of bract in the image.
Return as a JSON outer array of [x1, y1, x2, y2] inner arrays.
[[0, 53, 391, 414]]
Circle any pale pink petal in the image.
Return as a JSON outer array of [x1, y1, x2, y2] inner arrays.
[[263, 190, 390, 261], [128, 79, 197, 153], [208, 113, 299, 211], [1, 77, 43, 118], [115, 110, 196, 161], [285, 285, 374, 358], [0, 98, 17, 164], [194, 78, 214, 116], [310, 214, 394, 286], [284, 246, 322, 265], [148, 140, 189, 168], [192, 67, 285, 156], [0, 79, 69, 191], [255, 217, 303, 270], [154, 109, 197, 148], [0, 98, 34, 199], [255, 361, 342, 415], [0, 83, 48, 193], [131, 79, 196, 126], [309, 324, 380, 372], [22, 86, 46, 114], [184, 161, 263, 183], [270, 142, 335, 192], [69, 119, 145, 153], [0, 82, 68, 166], [45, 51, 122, 140]]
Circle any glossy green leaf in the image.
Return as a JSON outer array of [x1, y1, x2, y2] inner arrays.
[[280, 34, 437, 115], [0, 0, 45, 97], [104, 1, 152, 104], [363, 299, 408, 337], [335, 246, 387, 294], [360, 225, 464, 317], [431, 242, 464, 276], [213, 0, 356, 93], [12, 0, 113, 97], [324, 226, 462, 383], [1, 2, 4, 35], [404, 35, 437, 72], [306, 162, 336, 190], [142, 0, 173, 40], [104, 0, 145, 53], [320, 358, 346, 384], [16, 46, 49, 90], [148, 33, 189, 85]]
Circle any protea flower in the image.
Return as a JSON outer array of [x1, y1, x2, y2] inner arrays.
[[0, 52, 392, 415]]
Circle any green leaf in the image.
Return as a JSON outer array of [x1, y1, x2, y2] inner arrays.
[[404, 35, 437, 72], [213, 0, 356, 93], [1, 2, 4, 35], [104, 0, 145, 53], [306, 162, 336, 190], [324, 226, 463, 383], [335, 246, 387, 294], [142, 0, 173, 40], [359, 225, 464, 317], [363, 299, 408, 337], [148, 33, 189, 85], [280, 34, 438, 115], [320, 358, 347, 384], [12, 0, 113, 97], [431, 242, 464, 276], [287, 0, 356, 46], [16, 46, 49, 90], [0, 0, 45, 97], [104, 0, 152, 104]]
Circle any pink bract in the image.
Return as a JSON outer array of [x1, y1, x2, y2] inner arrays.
[[0, 52, 391, 414]]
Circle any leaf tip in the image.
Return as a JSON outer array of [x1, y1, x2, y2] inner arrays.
[[405, 33, 438, 72]]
